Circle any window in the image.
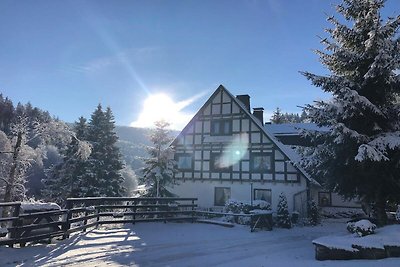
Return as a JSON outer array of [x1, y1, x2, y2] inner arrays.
[[176, 154, 193, 170], [210, 153, 232, 172], [318, 192, 332, 207], [211, 119, 232, 136], [250, 153, 272, 172], [214, 187, 231, 206], [254, 189, 272, 204]]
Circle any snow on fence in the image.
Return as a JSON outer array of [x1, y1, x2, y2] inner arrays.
[[0, 197, 197, 248]]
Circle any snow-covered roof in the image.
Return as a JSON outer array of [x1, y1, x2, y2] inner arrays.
[[264, 123, 329, 136], [222, 87, 321, 186], [263, 124, 323, 186]]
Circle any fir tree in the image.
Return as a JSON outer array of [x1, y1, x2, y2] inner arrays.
[[75, 116, 88, 139], [42, 136, 90, 203], [271, 107, 284, 124], [308, 199, 320, 226], [42, 118, 92, 202], [83, 104, 125, 197], [276, 192, 291, 228], [300, 0, 400, 225], [270, 108, 307, 124], [0, 94, 15, 134], [141, 120, 177, 197]]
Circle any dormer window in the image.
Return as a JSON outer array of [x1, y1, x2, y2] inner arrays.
[[211, 119, 232, 136]]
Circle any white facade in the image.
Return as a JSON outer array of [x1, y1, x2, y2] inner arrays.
[[170, 85, 316, 215], [169, 178, 308, 213]]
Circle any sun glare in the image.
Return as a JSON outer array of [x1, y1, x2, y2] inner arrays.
[[130, 93, 194, 130]]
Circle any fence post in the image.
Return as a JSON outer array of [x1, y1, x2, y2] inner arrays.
[[82, 203, 89, 232], [9, 203, 21, 248], [95, 198, 102, 228], [62, 200, 73, 239], [163, 199, 167, 224], [132, 200, 136, 225], [191, 199, 195, 223]]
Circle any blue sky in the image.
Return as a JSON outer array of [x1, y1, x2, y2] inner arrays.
[[1, 0, 399, 129]]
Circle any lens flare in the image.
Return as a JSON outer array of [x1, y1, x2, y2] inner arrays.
[[216, 133, 249, 168]]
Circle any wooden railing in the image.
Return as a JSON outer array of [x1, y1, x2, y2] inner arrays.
[[0, 197, 197, 247]]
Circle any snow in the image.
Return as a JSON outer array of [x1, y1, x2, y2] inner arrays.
[[313, 236, 358, 252], [0, 228, 8, 235], [396, 205, 400, 221], [355, 132, 400, 162], [313, 224, 400, 251], [249, 209, 273, 215], [264, 123, 329, 136], [0, 219, 399, 267], [353, 219, 376, 235], [20, 202, 61, 212]]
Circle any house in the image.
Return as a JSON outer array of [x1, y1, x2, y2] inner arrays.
[[264, 123, 360, 210], [169, 85, 359, 216]]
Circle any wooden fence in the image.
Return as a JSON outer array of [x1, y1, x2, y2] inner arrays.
[[0, 197, 197, 247]]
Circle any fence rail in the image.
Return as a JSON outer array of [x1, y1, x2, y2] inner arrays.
[[0, 197, 197, 247]]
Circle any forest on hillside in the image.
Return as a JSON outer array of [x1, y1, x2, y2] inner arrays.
[[0, 94, 175, 204]]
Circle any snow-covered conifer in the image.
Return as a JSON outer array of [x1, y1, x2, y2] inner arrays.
[[308, 199, 320, 226], [43, 136, 89, 202], [140, 120, 177, 197], [300, 0, 400, 225], [83, 105, 125, 197], [277, 192, 291, 228]]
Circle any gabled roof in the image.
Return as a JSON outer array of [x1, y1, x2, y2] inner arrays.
[[265, 123, 329, 136], [173, 85, 320, 186]]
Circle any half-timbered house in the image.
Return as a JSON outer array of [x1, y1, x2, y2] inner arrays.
[[169, 85, 358, 215]]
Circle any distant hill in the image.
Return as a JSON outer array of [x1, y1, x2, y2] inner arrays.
[[114, 126, 179, 171]]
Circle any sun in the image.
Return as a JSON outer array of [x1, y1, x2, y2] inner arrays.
[[130, 93, 194, 130]]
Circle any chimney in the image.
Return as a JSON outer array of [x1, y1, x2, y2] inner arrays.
[[253, 107, 264, 125], [236, 94, 250, 112]]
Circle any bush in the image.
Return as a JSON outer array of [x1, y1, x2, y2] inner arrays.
[[277, 193, 291, 228], [346, 219, 376, 237], [224, 199, 271, 225], [308, 199, 320, 226], [225, 199, 271, 214]]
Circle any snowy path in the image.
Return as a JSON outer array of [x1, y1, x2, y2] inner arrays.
[[1, 220, 399, 266]]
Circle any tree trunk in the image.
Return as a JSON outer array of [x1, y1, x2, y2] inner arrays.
[[373, 188, 388, 226], [3, 132, 23, 203]]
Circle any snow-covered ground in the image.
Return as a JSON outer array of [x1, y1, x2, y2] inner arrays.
[[1, 219, 399, 267]]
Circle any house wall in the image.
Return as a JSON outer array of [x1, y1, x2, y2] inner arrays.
[[171, 87, 310, 214], [310, 188, 360, 208], [169, 176, 308, 213]]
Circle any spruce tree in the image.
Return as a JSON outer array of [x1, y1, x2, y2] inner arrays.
[[84, 104, 125, 197], [42, 118, 91, 202], [42, 137, 89, 203], [75, 116, 88, 139], [271, 107, 284, 124], [300, 0, 400, 225], [308, 199, 320, 226], [141, 120, 176, 197], [276, 192, 291, 228]]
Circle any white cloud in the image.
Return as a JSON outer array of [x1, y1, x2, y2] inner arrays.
[[70, 46, 161, 74]]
